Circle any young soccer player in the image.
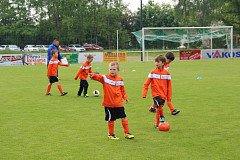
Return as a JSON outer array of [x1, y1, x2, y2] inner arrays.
[[142, 55, 172, 128], [46, 49, 69, 96], [149, 52, 180, 115], [74, 54, 93, 97], [89, 62, 134, 140]]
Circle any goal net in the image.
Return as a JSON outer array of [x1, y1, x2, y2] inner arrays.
[[132, 26, 233, 61]]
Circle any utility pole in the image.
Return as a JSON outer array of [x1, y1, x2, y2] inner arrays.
[[140, 0, 143, 61]]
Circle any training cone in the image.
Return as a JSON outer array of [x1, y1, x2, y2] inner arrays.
[[158, 122, 170, 131], [197, 75, 202, 80]]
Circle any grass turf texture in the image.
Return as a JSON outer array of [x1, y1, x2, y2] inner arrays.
[[0, 59, 239, 160]]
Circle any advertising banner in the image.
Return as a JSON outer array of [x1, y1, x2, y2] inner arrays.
[[202, 49, 240, 59], [26, 54, 47, 64], [0, 54, 22, 66], [179, 50, 201, 60], [103, 52, 127, 62], [78, 52, 103, 63], [61, 53, 78, 64]]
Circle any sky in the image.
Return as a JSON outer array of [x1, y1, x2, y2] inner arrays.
[[122, 0, 176, 12]]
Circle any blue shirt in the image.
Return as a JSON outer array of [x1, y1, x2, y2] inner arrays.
[[47, 44, 62, 63]]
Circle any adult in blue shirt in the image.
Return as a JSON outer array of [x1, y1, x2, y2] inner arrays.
[[47, 39, 62, 65]]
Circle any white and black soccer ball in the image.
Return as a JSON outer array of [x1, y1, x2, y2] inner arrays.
[[93, 90, 100, 97]]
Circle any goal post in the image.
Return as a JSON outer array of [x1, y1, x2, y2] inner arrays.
[[132, 26, 233, 61]]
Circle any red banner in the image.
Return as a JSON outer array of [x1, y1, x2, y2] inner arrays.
[[179, 50, 201, 60]]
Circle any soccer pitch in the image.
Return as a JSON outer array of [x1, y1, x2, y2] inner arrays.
[[0, 59, 239, 159]]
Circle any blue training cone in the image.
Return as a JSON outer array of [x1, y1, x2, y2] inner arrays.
[[197, 75, 203, 80]]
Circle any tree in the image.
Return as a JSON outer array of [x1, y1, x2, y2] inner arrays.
[[218, 0, 240, 33], [175, 0, 222, 27], [0, 0, 38, 47], [133, 1, 179, 30], [129, 1, 179, 49]]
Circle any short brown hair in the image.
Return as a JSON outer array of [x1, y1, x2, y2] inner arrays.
[[51, 49, 58, 55], [87, 54, 94, 60], [155, 55, 166, 63], [165, 52, 175, 61]]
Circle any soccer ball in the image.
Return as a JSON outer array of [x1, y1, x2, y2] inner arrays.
[[93, 90, 100, 97], [158, 122, 170, 131]]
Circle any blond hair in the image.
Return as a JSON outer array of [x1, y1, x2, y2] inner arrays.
[[109, 62, 120, 70]]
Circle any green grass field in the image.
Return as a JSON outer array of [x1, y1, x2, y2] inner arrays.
[[1, 59, 240, 160]]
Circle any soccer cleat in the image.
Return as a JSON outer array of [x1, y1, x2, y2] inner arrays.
[[61, 92, 68, 96], [160, 116, 165, 123], [154, 125, 158, 129], [125, 133, 134, 139], [46, 93, 51, 96], [108, 134, 119, 140], [149, 106, 156, 113], [171, 109, 180, 115], [83, 94, 89, 97]]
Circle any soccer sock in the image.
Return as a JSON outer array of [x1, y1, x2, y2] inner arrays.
[[57, 84, 63, 94], [108, 121, 114, 135], [167, 100, 174, 112], [158, 106, 164, 117], [155, 109, 160, 126], [46, 84, 52, 94], [121, 119, 129, 134]]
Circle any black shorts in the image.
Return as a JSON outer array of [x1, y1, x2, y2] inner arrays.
[[153, 96, 165, 108], [49, 76, 59, 83], [104, 107, 126, 121]]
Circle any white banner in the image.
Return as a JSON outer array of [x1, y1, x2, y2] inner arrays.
[[0, 54, 22, 66], [202, 49, 240, 59], [0, 53, 48, 66], [78, 52, 103, 63], [26, 54, 47, 64]]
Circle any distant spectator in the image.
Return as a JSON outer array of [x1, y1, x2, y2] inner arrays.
[[47, 39, 62, 65], [21, 53, 29, 65]]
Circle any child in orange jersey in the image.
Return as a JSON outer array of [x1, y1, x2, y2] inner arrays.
[[142, 55, 172, 128], [46, 49, 69, 96], [89, 62, 134, 140], [149, 52, 180, 115], [74, 54, 93, 97]]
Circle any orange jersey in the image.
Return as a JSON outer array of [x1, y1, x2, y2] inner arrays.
[[164, 63, 170, 71], [47, 57, 68, 76], [91, 74, 128, 108], [74, 61, 92, 80], [142, 67, 172, 100]]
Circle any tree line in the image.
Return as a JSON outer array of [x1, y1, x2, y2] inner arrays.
[[0, 0, 239, 49]]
